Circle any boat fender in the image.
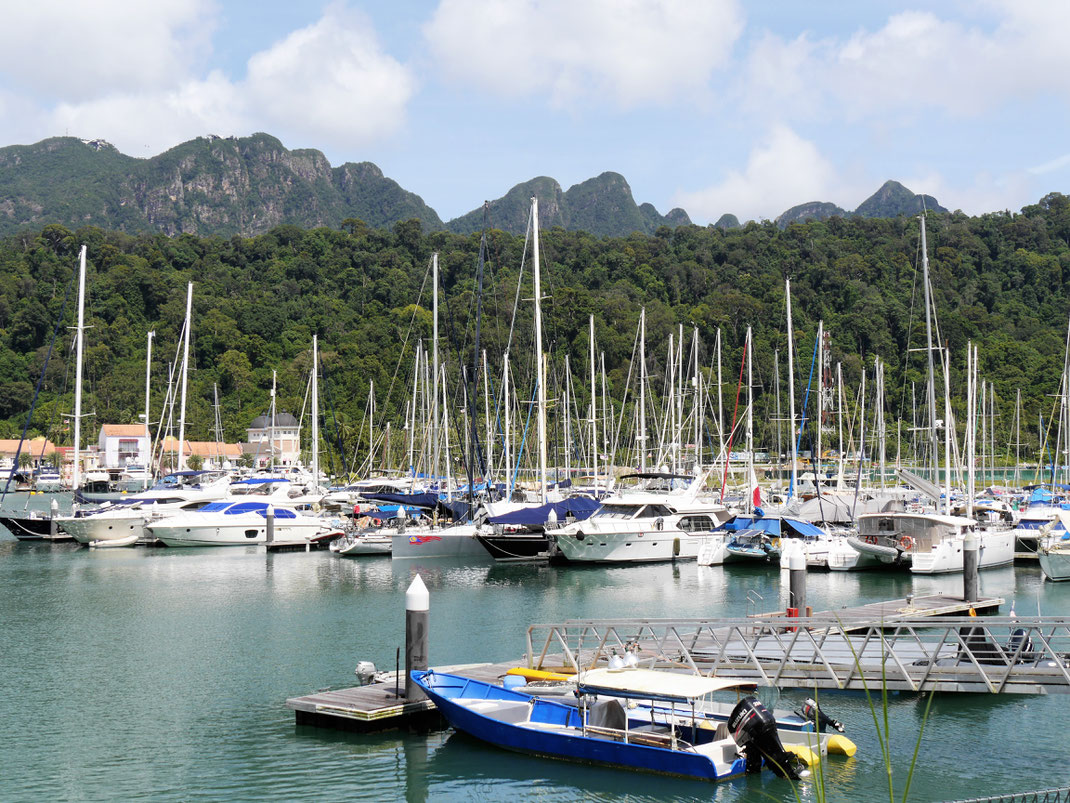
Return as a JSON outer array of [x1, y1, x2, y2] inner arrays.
[[898, 535, 914, 551], [825, 734, 857, 757], [783, 743, 820, 767], [655, 517, 664, 531], [673, 537, 680, 556]]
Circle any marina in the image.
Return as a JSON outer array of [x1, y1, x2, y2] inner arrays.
[[5, 494, 1070, 801]]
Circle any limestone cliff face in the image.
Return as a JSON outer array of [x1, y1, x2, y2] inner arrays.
[[0, 134, 442, 237]]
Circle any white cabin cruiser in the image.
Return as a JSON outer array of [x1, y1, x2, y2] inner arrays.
[[59, 470, 232, 544], [549, 473, 731, 564], [146, 498, 333, 547]]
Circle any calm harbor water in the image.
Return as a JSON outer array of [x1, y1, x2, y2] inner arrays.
[[2, 492, 1069, 802]]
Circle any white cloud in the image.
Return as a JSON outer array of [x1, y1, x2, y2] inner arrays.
[[676, 125, 847, 223], [423, 0, 743, 108], [744, 3, 1070, 124], [0, 0, 216, 101], [245, 7, 414, 146], [12, 4, 414, 155]]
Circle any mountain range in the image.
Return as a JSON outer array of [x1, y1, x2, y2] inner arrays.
[[0, 133, 945, 239]]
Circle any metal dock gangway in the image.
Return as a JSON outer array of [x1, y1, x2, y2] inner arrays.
[[524, 615, 1070, 695]]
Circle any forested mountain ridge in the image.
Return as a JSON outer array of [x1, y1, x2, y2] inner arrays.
[[2, 134, 948, 241], [0, 192, 1067, 475]]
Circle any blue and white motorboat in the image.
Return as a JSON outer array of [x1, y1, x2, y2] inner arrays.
[[412, 668, 813, 782], [146, 499, 334, 546]]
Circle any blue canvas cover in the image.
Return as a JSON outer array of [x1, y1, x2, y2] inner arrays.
[[487, 496, 600, 526]]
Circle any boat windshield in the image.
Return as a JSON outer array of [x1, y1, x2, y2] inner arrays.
[[594, 504, 643, 519]]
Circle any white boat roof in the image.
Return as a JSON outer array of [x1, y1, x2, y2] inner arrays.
[[578, 668, 751, 701], [859, 511, 974, 527]]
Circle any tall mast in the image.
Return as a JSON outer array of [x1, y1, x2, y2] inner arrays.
[[532, 196, 548, 503], [785, 279, 798, 502], [590, 315, 598, 495], [920, 214, 940, 483], [432, 253, 440, 488], [815, 320, 824, 496], [716, 328, 724, 459], [72, 245, 87, 491], [693, 326, 701, 471], [268, 369, 276, 473], [746, 326, 754, 513], [144, 330, 154, 439], [503, 351, 511, 495], [639, 308, 647, 473], [177, 281, 193, 472], [312, 335, 319, 485], [943, 344, 952, 515], [967, 341, 975, 520]]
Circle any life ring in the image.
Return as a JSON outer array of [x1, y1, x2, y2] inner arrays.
[[898, 535, 915, 551], [372, 517, 382, 527], [654, 517, 664, 531]]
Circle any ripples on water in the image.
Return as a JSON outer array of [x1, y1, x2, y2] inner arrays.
[[3, 493, 1070, 801]]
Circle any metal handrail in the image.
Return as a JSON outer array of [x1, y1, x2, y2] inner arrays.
[[525, 616, 1070, 694]]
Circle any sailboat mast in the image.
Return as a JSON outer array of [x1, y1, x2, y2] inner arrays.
[[144, 330, 154, 440], [432, 253, 440, 489], [72, 245, 87, 492], [177, 281, 193, 472], [920, 214, 940, 484], [590, 315, 598, 495], [312, 335, 319, 486], [269, 369, 276, 474], [785, 279, 798, 501], [532, 197, 548, 504], [639, 308, 647, 473], [746, 326, 754, 512]]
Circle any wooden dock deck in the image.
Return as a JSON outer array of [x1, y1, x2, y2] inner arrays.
[[287, 661, 519, 733], [265, 538, 332, 553]]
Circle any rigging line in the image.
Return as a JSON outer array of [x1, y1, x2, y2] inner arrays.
[[790, 332, 821, 500], [509, 377, 540, 499], [720, 334, 748, 503], [2, 275, 76, 503]]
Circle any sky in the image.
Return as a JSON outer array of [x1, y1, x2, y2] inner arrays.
[[0, 0, 1067, 225]]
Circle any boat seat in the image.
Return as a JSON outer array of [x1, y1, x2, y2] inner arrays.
[[588, 699, 627, 731]]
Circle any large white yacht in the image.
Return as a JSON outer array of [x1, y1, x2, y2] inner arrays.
[[146, 497, 333, 547], [548, 473, 731, 564], [59, 470, 232, 544]]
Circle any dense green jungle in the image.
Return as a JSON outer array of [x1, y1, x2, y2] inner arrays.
[[2, 193, 1069, 477]]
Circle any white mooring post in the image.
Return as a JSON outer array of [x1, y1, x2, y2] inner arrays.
[[50, 498, 59, 538], [405, 574, 429, 701]]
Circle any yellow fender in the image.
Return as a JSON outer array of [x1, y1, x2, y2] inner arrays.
[[783, 743, 820, 767], [825, 734, 857, 757], [505, 667, 573, 682]]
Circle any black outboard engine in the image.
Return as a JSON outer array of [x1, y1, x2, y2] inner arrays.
[[798, 698, 845, 733], [727, 696, 807, 780]]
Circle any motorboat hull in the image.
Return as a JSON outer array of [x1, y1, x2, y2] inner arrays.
[[0, 513, 55, 540], [552, 530, 727, 564], [476, 533, 550, 561]]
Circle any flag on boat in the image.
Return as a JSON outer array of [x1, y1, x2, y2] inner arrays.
[[750, 467, 761, 510]]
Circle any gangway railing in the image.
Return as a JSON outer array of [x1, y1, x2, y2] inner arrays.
[[524, 616, 1070, 695], [943, 788, 1070, 803]]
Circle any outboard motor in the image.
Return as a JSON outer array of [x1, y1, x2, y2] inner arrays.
[[354, 661, 378, 686], [728, 696, 807, 780], [798, 698, 845, 733]]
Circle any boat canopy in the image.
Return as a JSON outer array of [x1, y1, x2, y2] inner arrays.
[[487, 496, 600, 526], [720, 515, 825, 538], [577, 668, 753, 702]]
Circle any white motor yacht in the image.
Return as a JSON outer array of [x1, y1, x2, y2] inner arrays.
[[146, 498, 333, 547], [59, 470, 232, 544], [549, 473, 730, 564]]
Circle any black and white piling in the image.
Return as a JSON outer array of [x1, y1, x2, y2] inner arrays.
[[963, 530, 979, 604], [265, 504, 275, 544], [405, 574, 429, 701], [787, 540, 806, 617], [49, 498, 58, 538]]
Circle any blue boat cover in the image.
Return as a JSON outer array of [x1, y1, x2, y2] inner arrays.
[[487, 496, 600, 526], [719, 515, 825, 537]]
